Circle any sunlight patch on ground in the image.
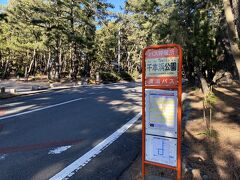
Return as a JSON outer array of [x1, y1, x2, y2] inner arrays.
[[32, 162, 65, 180], [130, 123, 142, 133]]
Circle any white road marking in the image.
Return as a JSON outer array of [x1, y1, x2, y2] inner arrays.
[[48, 146, 71, 155], [49, 112, 142, 180], [0, 154, 7, 160], [3, 105, 35, 116], [0, 98, 83, 121]]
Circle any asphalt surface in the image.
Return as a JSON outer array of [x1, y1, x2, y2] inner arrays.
[[0, 82, 142, 180]]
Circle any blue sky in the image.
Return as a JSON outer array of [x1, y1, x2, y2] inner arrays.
[[0, 0, 7, 4], [110, 0, 125, 12], [0, 0, 125, 12]]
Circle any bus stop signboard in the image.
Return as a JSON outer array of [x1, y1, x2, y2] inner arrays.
[[145, 47, 179, 87], [142, 44, 183, 180]]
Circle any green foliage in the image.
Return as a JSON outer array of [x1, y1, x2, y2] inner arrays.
[[16, 70, 25, 77], [198, 129, 218, 138], [205, 91, 218, 106], [119, 71, 133, 81], [131, 69, 140, 80], [0, 0, 233, 84], [0, 0, 112, 79], [95, 22, 118, 71], [100, 71, 121, 83], [125, 0, 225, 82]]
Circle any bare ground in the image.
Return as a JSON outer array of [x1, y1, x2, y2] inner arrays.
[[119, 84, 240, 180]]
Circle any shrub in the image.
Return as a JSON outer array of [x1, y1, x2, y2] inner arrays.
[[100, 71, 121, 83], [16, 70, 25, 77], [131, 70, 140, 80], [119, 71, 133, 81]]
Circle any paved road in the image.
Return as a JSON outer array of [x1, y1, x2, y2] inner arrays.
[[0, 82, 142, 180]]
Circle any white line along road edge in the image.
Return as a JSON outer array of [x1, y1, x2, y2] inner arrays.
[[0, 98, 83, 121], [50, 112, 142, 180]]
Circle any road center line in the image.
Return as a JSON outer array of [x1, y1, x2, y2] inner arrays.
[[49, 112, 142, 180], [0, 98, 83, 121]]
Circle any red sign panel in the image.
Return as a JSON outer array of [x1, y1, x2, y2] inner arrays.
[[145, 48, 179, 87], [145, 76, 178, 86], [145, 48, 178, 58]]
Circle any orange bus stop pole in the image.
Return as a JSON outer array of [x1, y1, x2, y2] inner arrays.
[[141, 44, 183, 180]]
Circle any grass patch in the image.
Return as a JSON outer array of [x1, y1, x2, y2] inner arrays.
[[197, 129, 218, 139]]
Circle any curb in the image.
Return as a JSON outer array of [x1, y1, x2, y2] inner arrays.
[[0, 86, 82, 100], [0, 81, 139, 100]]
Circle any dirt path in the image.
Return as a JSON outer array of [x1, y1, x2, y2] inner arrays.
[[119, 84, 240, 180], [183, 85, 240, 179]]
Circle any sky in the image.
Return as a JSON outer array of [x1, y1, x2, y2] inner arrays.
[[0, 0, 125, 12], [0, 0, 7, 5], [110, 0, 125, 13]]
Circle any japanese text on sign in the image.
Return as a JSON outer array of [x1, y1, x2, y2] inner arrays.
[[145, 89, 178, 138], [146, 58, 178, 77], [145, 48, 179, 86], [145, 48, 178, 58]]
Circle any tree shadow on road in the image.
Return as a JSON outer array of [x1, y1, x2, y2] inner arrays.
[[0, 82, 143, 180]]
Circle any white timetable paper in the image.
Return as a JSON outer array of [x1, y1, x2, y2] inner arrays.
[[145, 89, 178, 138], [145, 135, 177, 167]]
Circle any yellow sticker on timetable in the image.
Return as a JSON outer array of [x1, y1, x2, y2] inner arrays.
[[149, 95, 175, 128]]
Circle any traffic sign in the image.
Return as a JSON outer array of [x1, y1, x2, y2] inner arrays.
[[142, 44, 182, 179]]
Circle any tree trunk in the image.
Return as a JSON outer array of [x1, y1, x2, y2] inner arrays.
[[56, 38, 62, 80], [24, 66, 28, 78], [27, 49, 36, 78], [223, 0, 240, 79], [231, 0, 240, 38], [33, 50, 36, 76], [2, 59, 9, 79], [47, 50, 52, 80], [126, 51, 131, 73], [199, 73, 209, 96], [70, 43, 79, 80], [0, 51, 2, 68], [198, 72, 211, 132], [58, 47, 62, 80], [117, 28, 121, 73], [126, 45, 136, 73]]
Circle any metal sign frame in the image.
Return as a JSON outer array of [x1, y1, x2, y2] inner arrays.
[[142, 44, 183, 179]]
